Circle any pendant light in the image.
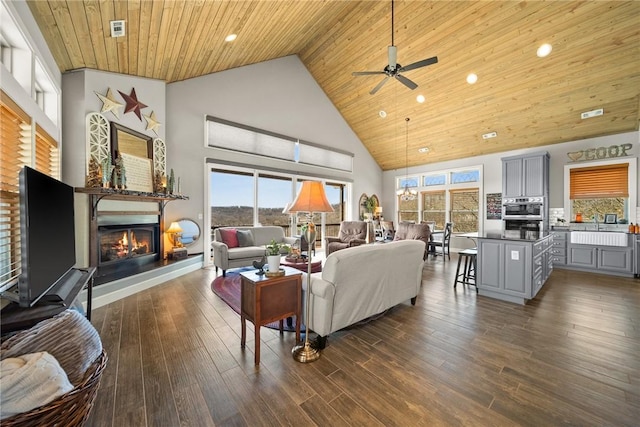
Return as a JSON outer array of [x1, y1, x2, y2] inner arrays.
[[398, 117, 417, 201]]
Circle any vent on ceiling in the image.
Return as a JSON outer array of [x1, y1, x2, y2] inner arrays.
[[580, 108, 603, 119], [110, 20, 125, 38], [482, 131, 497, 140]]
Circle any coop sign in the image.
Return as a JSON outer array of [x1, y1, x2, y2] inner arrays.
[[567, 143, 633, 162]]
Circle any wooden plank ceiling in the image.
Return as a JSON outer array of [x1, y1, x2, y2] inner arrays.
[[27, 0, 640, 171]]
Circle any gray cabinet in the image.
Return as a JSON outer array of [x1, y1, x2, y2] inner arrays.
[[477, 234, 553, 304], [550, 230, 568, 265], [502, 152, 549, 198], [567, 242, 634, 275]]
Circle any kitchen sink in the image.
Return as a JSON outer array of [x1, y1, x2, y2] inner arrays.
[[570, 231, 628, 247]]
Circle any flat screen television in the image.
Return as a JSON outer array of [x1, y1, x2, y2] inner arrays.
[[16, 166, 76, 307]]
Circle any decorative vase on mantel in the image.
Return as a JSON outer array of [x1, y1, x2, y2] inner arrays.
[[267, 255, 281, 272]]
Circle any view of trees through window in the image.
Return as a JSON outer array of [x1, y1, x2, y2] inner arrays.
[[450, 189, 479, 233], [210, 168, 345, 241], [571, 198, 625, 223]]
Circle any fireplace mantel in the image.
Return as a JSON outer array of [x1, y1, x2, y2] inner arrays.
[[75, 187, 189, 283]]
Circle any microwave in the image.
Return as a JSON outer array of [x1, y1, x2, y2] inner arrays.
[[503, 197, 544, 219]]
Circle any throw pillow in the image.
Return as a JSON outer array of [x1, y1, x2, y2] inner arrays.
[[219, 228, 239, 248], [236, 229, 254, 247]]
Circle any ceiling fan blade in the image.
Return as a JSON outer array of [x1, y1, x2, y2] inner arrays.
[[388, 45, 397, 71], [352, 71, 386, 76], [370, 77, 390, 95], [398, 56, 438, 73], [395, 74, 418, 90]]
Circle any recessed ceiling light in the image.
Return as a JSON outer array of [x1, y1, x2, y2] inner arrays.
[[379, 110, 387, 118], [225, 34, 237, 42], [537, 43, 552, 58], [466, 73, 478, 84], [416, 94, 425, 103], [418, 147, 430, 153]]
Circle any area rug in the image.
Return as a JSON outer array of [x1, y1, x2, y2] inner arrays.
[[210, 268, 302, 332]]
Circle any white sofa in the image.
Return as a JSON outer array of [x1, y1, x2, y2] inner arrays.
[[211, 226, 299, 276], [303, 239, 425, 347]]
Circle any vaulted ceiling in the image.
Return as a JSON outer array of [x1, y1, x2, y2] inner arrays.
[[27, 0, 640, 171]]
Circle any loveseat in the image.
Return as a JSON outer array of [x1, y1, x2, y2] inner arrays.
[[303, 239, 425, 347], [212, 226, 299, 276]]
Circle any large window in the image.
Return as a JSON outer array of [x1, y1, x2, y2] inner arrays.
[[450, 189, 479, 233], [422, 191, 446, 229], [397, 167, 482, 233], [258, 174, 292, 228], [569, 163, 628, 222], [1, 91, 59, 293], [210, 166, 347, 242], [210, 169, 254, 227]]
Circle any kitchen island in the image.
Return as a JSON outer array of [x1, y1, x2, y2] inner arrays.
[[476, 233, 553, 304]]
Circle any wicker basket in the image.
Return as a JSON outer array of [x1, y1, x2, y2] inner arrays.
[[1, 350, 107, 427]]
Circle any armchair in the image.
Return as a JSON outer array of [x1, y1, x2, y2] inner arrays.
[[325, 221, 368, 255], [393, 222, 431, 260]]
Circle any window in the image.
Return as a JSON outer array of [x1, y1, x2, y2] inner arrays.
[[398, 196, 418, 223], [421, 191, 446, 229], [396, 166, 482, 233], [206, 116, 354, 172], [209, 165, 348, 242], [210, 169, 254, 228], [323, 182, 346, 239], [0, 91, 31, 293], [258, 174, 292, 228], [450, 189, 479, 233], [423, 174, 446, 186], [569, 163, 628, 222]]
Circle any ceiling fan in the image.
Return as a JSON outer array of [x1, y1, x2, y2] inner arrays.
[[352, 0, 438, 95]]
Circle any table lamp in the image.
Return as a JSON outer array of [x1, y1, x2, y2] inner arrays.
[[287, 181, 334, 363], [166, 221, 183, 248]]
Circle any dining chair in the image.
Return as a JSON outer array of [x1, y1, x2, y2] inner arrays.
[[429, 222, 452, 260]]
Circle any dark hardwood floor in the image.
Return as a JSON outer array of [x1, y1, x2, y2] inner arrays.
[[86, 256, 640, 426]]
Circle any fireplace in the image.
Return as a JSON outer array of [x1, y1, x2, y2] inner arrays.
[[97, 223, 160, 282]]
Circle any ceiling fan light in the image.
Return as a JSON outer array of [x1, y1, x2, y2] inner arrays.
[[537, 43, 552, 57], [466, 73, 478, 84]]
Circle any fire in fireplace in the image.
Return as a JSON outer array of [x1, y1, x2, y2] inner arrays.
[[97, 224, 160, 283], [101, 228, 153, 263]]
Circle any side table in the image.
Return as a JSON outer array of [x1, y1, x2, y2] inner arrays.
[[240, 267, 302, 365]]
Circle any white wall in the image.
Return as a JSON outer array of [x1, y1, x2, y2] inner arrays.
[[166, 55, 382, 254], [1, 0, 61, 142], [383, 131, 640, 235]]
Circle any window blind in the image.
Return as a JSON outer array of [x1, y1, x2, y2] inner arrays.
[[0, 91, 31, 292], [35, 124, 59, 179], [570, 164, 629, 199]]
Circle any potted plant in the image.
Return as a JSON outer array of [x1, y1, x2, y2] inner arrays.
[[362, 196, 378, 221], [265, 240, 290, 272]]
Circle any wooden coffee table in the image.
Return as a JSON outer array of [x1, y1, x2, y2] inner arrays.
[[240, 267, 302, 365]]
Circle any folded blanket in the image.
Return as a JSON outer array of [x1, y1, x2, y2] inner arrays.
[[0, 351, 73, 419]]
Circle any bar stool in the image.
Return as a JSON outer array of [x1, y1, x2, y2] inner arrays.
[[454, 248, 477, 292]]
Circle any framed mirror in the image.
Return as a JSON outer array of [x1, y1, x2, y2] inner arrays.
[[110, 122, 154, 192], [111, 122, 153, 159], [176, 218, 201, 247]]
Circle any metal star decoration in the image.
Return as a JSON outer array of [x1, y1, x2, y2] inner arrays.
[[144, 110, 161, 135], [118, 88, 148, 120], [95, 88, 123, 119]]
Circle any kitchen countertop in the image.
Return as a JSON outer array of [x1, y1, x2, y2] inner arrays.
[[477, 232, 551, 242]]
